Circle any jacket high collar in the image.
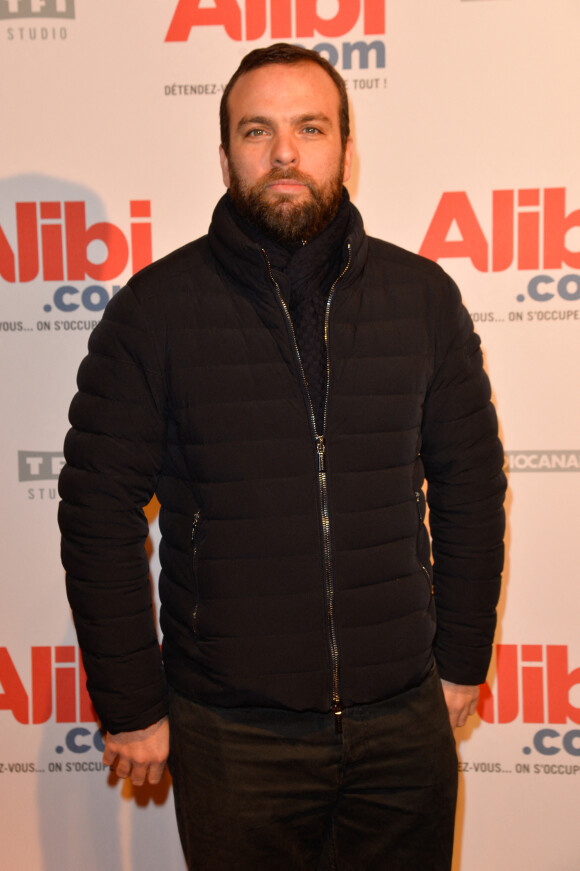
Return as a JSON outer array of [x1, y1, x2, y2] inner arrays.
[[207, 188, 369, 302]]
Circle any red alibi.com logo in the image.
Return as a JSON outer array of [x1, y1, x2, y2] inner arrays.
[[477, 644, 580, 757], [0, 646, 104, 755], [165, 0, 386, 69], [0, 645, 96, 724], [419, 188, 580, 305], [0, 200, 153, 314], [166, 0, 384, 41]]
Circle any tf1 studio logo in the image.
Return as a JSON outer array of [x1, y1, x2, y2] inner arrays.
[[19, 451, 64, 501], [0, 200, 152, 314], [18, 451, 64, 481], [0, 0, 75, 19]]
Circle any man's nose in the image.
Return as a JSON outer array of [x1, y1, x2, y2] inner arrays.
[[270, 130, 298, 167]]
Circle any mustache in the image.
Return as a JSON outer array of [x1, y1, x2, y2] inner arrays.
[[258, 168, 314, 188]]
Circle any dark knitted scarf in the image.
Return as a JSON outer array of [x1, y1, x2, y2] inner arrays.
[[226, 190, 352, 433]]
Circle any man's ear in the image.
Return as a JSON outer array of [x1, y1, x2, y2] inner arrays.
[[342, 137, 354, 184], [219, 145, 231, 188]]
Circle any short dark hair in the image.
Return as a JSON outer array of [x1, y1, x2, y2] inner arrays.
[[220, 43, 350, 154]]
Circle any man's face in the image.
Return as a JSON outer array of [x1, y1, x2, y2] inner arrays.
[[219, 62, 353, 245]]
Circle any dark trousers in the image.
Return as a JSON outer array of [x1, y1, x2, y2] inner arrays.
[[168, 668, 458, 871]]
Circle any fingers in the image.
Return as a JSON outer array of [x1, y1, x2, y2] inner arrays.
[[103, 747, 167, 785], [101, 720, 170, 786], [452, 694, 480, 730], [105, 754, 167, 785], [114, 757, 133, 781], [448, 708, 460, 732], [440, 681, 480, 731], [447, 699, 471, 730], [102, 743, 119, 768], [146, 760, 166, 785]]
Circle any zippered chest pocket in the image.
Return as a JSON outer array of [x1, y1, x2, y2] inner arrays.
[[191, 511, 202, 634]]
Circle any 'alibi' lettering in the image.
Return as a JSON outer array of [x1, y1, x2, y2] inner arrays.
[[419, 188, 580, 273], [165, 0, 385, 42], [0, 646, 96, 725], [478, 644, 580, 725], [0, 200, 152, 283]]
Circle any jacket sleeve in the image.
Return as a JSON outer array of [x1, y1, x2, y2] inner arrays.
[[421, 274, 506, 686], [58, 283, 168, 734]]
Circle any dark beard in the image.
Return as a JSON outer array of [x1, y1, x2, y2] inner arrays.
[[228, 165, 344, 246]]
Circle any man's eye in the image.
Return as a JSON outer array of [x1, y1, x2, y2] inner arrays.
[[302, 127, 321, 135], [247, 128, 266, 137]]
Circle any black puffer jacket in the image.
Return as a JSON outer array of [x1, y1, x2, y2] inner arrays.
[[59, 195, 506, 734]]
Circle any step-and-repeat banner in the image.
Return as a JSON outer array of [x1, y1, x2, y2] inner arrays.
[[2, 1, 579, 869]]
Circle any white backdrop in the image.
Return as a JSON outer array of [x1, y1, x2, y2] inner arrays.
[[1, 1, 579, 869]]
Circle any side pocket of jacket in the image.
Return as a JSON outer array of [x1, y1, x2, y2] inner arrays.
[[414, 489, 434, 596]]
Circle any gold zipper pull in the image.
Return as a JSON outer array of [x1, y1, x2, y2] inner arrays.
[[316, 436, 326, 472]]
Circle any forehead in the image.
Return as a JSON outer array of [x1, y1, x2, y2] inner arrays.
[[227, 62, 341, 125]]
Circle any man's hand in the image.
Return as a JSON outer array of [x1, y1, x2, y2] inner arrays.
[[440, 680, 480, 731], [102, 716, 169, 786]]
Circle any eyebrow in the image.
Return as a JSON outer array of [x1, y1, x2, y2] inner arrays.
[[236, 113, 333, 132]]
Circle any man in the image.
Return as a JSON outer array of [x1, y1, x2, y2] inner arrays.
[[59, 43, 505, 870]]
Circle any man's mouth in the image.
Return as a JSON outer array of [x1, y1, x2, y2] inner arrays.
[[267, 178, 307, 191]]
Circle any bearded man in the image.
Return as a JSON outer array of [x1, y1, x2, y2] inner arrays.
[[59, 43, 506, 871]]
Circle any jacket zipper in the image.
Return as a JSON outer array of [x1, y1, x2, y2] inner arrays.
[[262, 243, 352, 734], [414, 490, 434, 595], [191, 510, 201, 632]]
